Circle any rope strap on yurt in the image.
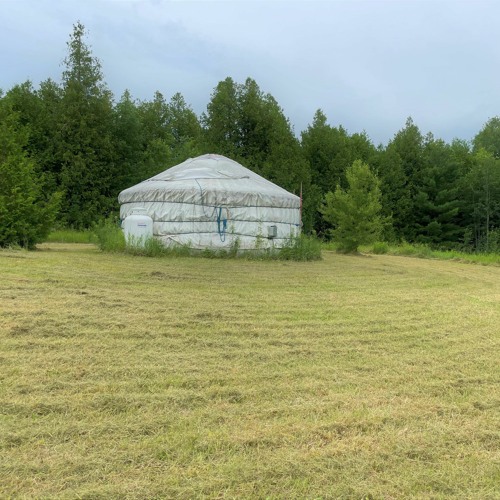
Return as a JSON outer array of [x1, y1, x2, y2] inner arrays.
[[217, 207, 227, 242], [196, 178, 228, 242]]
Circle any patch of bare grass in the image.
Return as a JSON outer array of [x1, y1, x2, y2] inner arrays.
[[1, 244, 499, 498]]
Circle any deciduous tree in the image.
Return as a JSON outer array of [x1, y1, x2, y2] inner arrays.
[[473, 116, 500, 159]]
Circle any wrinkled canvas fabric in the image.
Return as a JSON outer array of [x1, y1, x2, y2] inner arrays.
[[118, 154, 301, 249]]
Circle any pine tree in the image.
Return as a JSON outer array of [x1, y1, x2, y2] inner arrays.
[[321, 160, 383, 252], [411, 136, 462, 247]]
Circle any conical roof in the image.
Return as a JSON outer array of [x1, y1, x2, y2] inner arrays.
[[118, 154, 299, 208]]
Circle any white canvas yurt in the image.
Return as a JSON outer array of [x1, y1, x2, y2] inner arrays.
[[118, 154, 301, 250]]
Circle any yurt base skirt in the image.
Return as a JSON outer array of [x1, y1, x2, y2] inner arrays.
[[156, 232, 297, 251]]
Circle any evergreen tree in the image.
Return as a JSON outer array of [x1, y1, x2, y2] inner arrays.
[[384, 117, 424, 240], [138, 91, 170, 143], [112, 89, 145, 189], [4, 81, 43, 149], [411, 136, 462, 247], [137, 91, 202, 179], [462, 149, 500, 251], [168, 92, 201, 143], [166, 92, 202, 164], [58, 22, 117, 228], [301, 110, 351, 194], [5, 21, 498, 248], [451, 139, 477, 248], [136, 91, 172, 179], [468, 119, 500, 250], [34, 79, 63, 189], [202, 77, 241, 159], [261, 115, 311, 232], [371, 147, 406, 241], [300, 110, 335, 235], [321, 160, 383, 252], [301, 110, 377, 236], [202, 76, 311, 229], [3, 80, 62, 192], [0, 99, 60, 248]]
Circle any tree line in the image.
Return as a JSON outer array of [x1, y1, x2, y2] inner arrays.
[[1, 22, 499, 251]]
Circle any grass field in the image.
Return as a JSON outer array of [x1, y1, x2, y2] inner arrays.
[[1, 243, 499, 498]]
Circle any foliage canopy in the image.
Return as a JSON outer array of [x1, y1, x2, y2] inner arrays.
[[0, 22, 499, 252], [321, 160, 383, 252], [0, 102, 60, 248]]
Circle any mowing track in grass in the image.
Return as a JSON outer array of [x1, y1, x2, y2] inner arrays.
[[1, 243, 499, 498]]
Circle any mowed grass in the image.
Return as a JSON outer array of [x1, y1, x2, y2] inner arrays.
[[1, 244, 499, 498]]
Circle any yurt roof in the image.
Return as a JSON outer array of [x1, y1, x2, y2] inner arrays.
[[118, 154, 300, 208]]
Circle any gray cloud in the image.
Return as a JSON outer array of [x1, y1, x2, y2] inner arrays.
[[1, 0, 499, 145]]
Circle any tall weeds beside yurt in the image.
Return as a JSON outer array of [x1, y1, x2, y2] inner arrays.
[[118, 154, 301, 250]]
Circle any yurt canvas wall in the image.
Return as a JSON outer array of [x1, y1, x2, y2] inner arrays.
[[118, 154, 301, 250]]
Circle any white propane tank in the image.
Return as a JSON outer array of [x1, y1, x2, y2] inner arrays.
[[123, 207, 153, 247]]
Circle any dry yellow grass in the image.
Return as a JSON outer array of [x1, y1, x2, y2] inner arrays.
[[1, 243, 499, 498]]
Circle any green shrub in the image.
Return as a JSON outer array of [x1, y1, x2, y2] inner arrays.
[[274, 235, 322, 261], [372, 241, 389, 254], [94, 220, 126, 252], [394, 243, 433, 258]]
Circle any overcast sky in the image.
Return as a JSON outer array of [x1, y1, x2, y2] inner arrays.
[[1, 0, 499, 145]]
